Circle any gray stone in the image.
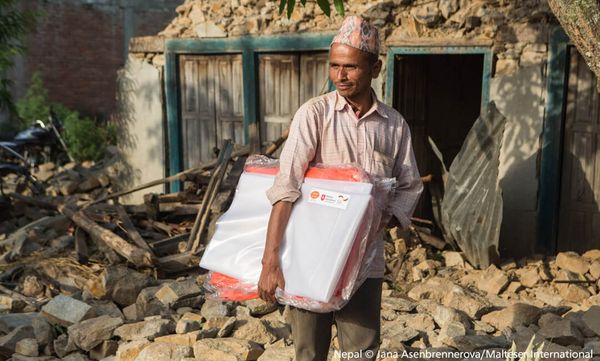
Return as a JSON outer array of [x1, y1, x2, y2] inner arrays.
[[556, 252, 590, 275], [480, 303, 541, 331], [123, 304, 140, 322], [444, 335, 510, 351], [590, 260, 600, 280], [31, 317, 53, 348], [516, 267, 541, 288], [0, 325, 35, 352], [194, 22, 226, 38], [133, 342, 192, 361], [382, 322, 420, 343], [11, 354, 58, 361], [68, 315, 123, 351], [95, 266, 151, 307], [231, 318, 278, 346], [62, 353, 91, 361], [537, 313, 584, 346], [381, 296, 416, 313], [412, 5, 441, 27], [115, 340, 150, 361], [89, 340, 118, 360], [15, 338, 39, 357], [583, 340, 600, 356], [135, 286, 168, 318], [439, 321, 467, 340], [193, 338, 264, 361], [438, 0, 459, 19], [176, 319, 201, 335], [417, 300, 470, 329], [582, 306, 600, 336], [88, 301, 124, 319], [583, 249, 600, 261], [114, 318, 175, 341], [0, 313, 41, 334], [244, 299, 278, 317], [155, 279, 202, 308], [216, 317, 236, 338], [41, 295, 92, 327], [53, 334, 77, 358], [443, 251, 465, 268], [477, 265, 510, 295], [559, 284, 592, 303], [257, 346, 295, 361], [200, 300, 230, 319], [441, 285, 493, 319]]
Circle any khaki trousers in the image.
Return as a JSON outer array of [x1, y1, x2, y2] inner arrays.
[[289, 278, 383, 361]]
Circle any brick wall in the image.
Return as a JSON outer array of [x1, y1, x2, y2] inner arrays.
[[13, 0, 177, 120]]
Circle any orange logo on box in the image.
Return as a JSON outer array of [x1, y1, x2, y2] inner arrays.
[[310, 191, 320, 199]]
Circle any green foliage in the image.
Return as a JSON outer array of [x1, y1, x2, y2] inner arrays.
[[0, 0, 36, 115], [278, 0, 344, 18], [16, 72, 49, 127], [16, 72, 115, 162]]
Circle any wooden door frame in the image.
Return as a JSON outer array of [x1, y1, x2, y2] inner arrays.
[[537, 27, 572, 254], [384, 44, 493, 113], [164, 34, 335, 191]]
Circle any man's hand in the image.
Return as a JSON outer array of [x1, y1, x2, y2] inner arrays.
[[258, 201, 292, 303], [258, 259, 285, 303]]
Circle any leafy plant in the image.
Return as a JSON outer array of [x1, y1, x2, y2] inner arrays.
[[279, 0, 345, 18], [16, 72, 115, 162], [16, 72, 50, 127], [0, 0, 36, 115]]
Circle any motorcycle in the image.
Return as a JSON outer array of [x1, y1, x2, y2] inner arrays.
[[0, 109, 73, 167]]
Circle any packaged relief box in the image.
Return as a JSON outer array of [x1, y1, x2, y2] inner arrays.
[[199, 158, 384, 307]]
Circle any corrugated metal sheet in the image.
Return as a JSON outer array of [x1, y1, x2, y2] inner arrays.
[[441, 102, 506, 268]]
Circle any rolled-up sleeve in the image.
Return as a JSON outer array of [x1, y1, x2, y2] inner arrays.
[[266, 102, 320, 205], [388, 118, 424, 227]]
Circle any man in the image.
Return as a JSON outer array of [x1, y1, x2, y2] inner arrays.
[[258, 16, 423, 361]]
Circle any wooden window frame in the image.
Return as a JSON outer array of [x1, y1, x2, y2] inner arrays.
[[384, 44, 493, 113], [164, 34, 335, 191]]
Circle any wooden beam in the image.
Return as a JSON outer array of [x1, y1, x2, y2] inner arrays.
[[61, 206, 155, 267], [114, 205, 155, 255], [187, 140, 234, 253]]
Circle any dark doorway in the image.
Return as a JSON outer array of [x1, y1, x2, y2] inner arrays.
[[393, 54, 484, 222]]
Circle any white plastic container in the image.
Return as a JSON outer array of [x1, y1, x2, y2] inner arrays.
[[200, 172, 373, 302]]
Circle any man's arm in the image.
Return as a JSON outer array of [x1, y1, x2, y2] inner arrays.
[[258, 201, 292, 303], [259, 102, 320, 302]]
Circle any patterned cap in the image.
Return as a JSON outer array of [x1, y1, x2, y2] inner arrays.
[[331, 16, 380, 55]]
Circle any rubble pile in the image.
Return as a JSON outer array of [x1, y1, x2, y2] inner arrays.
[[2, 146, 600, 360]]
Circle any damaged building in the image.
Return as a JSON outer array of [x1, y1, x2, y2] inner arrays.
[[116, 0, 600, 264]]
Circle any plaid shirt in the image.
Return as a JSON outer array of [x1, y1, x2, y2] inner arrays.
[[266, 90, 423, 278]]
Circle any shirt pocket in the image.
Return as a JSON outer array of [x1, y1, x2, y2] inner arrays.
[[371, 150, 394, 177]]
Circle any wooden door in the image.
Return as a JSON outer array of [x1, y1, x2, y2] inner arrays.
[[557, 48, 600, 252], [258, 52, 329, 154], [259, 54, 300, 146], [179, 54, 243, 168]]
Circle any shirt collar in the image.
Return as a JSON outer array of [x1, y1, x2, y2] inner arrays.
[[334, 89, 389, 119]]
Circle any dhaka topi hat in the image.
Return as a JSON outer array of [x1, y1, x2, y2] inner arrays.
[[331, 16, 380, 55]]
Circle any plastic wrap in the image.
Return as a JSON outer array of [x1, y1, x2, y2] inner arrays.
[[200, 155, 395, 311]]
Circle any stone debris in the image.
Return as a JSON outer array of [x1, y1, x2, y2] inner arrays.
[[3, 147, 600, 359]]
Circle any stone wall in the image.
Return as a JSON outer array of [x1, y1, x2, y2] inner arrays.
[[148, 0, 555, 76]]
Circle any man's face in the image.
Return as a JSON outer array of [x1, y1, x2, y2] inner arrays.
[[329, 43, 381, 100]]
